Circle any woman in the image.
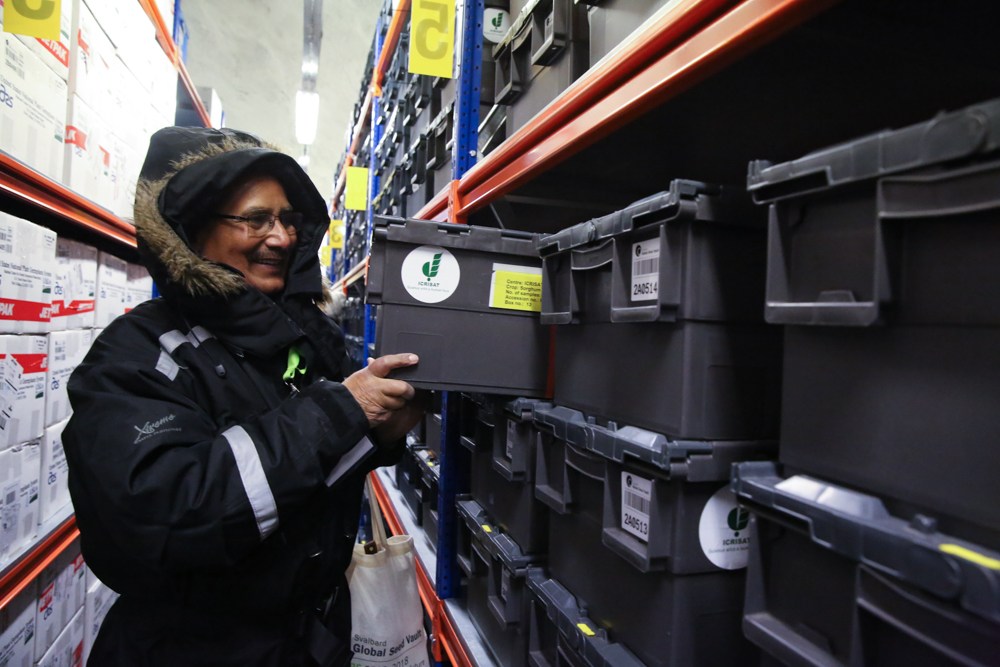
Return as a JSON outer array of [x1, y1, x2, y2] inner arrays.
[[64, 127, 422, 666]]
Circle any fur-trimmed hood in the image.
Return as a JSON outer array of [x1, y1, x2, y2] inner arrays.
[[134, 127, 332, 306]]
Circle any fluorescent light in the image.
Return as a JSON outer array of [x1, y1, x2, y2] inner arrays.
[[295, 90, 320, 145]]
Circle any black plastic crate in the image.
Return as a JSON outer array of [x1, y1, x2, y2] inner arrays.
[[394, 443, 426, 526], [424, 411, 442, 457], [458, 498, 535, 667], [464, 397, 549, 554], [732, 461, 1000, 666], [532, 406, 758, 666], [538, 181, 779, 439], [426, 102, 454, 188], [587, 0, 671, 66], [415, 447, 440, 551], [526, 569, 646, 667], [368, 218, 550, 395], [494, 0, 590, 136], [747, 97, 1000, 542]]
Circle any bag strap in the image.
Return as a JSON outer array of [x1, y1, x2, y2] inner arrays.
[[365, 475, 388, 553]]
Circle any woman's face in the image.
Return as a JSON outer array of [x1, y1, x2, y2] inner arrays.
[[195, 175, 298, 295]]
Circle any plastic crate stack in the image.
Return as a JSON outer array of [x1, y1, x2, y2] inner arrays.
[[731, 97, 1000, 666]]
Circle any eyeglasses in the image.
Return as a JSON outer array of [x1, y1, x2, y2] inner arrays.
[[214, 210, 303, 237]]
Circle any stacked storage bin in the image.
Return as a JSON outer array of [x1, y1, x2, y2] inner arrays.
[[493, 0, 590, 136], [733, 96, 1000, 666], [530, 179, 783, 665]]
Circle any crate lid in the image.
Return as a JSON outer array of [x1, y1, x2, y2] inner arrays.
[[482, 526, 537, 569], [456, 495, 491, 539], [503, 397, 549, 421], [748, 97, 1000, 203], [532, 404, 590, 449], [372, 216, 539, 253], [732, 462, 1000, 625], [536, 180, 753, 257]]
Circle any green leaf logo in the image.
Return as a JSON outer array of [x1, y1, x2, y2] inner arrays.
[[491, 13, 504, 29], [422, 253, 443, 278], [727, 507, 749, 532]]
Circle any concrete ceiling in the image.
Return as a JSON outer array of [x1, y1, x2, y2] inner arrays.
[[181, 0, 382, 206]]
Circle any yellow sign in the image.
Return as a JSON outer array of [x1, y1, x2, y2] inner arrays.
[[409, 0, 455, 79], [4, 0, 61, 40], [329, 219, 345, 250], [490, 270, 542, 312], [319, 244, 331, 268], [345, 167, 370, 211]]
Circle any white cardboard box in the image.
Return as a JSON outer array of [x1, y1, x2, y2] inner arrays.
[[36, 606, 83, 667], [0, 33, 67, 183], [68, 0, 115, 105], [82, 578, 117, 665], [34, 540, 85, 663], [0, 440, 40, 564], [0, 0, 74, 81], [0, 579, 36, 667], [0, 334, 48, 448], [45, 330, 89, 427], [108, 131, 141, 221], [94, 252, 126, 328], [125, 263, 152, 313], [40, 418, 71, 524], [0, 213, 56, 334], [52, 238, 98, 331], [64, 94, 113, 210]]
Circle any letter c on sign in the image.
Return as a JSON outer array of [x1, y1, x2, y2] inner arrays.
[[11, 0, 55, 20]]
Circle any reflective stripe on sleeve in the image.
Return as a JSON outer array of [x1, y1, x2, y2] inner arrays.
[[154, 350, 179, 380], [222, 425, 279, 539], [158, 330, 189, 354]]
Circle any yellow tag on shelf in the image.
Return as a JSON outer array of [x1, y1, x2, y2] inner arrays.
[[576, 623, 596, 637], [482, 525, 492, 533], [345, 167, 370, 211], [490, 270, 543, 312], [940, 543, 1000, 570], [329, 219, 345, 250], [409, 0, 455, 78], [4, 0, 61, 40], [319, 244, 331, 268]]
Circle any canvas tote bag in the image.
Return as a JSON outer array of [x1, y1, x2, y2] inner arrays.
[[347, 476, 429, 667]]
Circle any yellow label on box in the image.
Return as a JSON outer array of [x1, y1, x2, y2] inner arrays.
[[940, 543, 1000, 570], [576, 623, 596, 637], [490, 270, 542, 312], [3, 0, 61, 40], [409, 0, 455, 78], [482, 525, 492, 533], [329, 219, 345, 250], [319, 244, 331, 268], [345, 167, 370, 211]]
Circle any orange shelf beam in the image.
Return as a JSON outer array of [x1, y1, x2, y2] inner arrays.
[[373, 0, 412, 97], [0, 517, 79, 610], [0, 154, 137, 248], [138, 0, 212, 127], [416, 0, 837, 221], [369, 472, 473, 667]]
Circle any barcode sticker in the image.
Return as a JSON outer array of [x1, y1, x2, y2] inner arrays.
[[630, 240, 659, 302], [621, 471, 652, 542]]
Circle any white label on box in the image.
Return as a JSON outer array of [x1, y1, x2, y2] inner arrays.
[[483, 9, 510, 43], [630, 239, 660, 302], [621, 471, 652, 542], [41, 419, 70, 524], [400, 245, 461, 304], [0, 480, 18, 557], [0, 580, 36, 667], [698, 486, 750, 570]]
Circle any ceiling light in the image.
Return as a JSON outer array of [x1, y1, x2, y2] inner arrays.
[[295, 90, 320, 145]]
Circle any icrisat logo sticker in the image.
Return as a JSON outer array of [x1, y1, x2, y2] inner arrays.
[[401, 245, 460, 303]]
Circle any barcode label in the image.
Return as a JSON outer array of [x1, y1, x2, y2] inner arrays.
[[621, 471, 653, 542], [630, 240, 660, 302], [0, 224, 13, 254]]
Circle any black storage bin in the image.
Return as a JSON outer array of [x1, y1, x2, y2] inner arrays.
[[458, 498, 535, 667], [415, 447, 440, 551], [464, 397, 549, 554], [494, 0, 589, 136], [368, 218, 549, 395], [537, 181, 779, 439], [532, 405, 758, 666], [748, 97, 1000, 543], [394, 442, 426, 526], [426, 102, 454, 189], [586, 0, 672, 65], [526, 569, 646, 667], [732, 461, 1000, 667], [424, 411, 442, 456]]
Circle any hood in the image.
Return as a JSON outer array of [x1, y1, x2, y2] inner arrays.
[[133, 127, 335, 356]]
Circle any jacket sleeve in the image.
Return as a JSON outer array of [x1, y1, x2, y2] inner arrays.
[[64, 333, 370, 575]]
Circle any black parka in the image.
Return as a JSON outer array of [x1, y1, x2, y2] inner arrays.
[[64, 128, 383, 666]]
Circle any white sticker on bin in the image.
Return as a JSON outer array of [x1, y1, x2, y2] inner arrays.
[[401, 245, 461, 303], [698, 486, 751, 570], [631, 240, 660, 302], [621, 471, 652, 542]]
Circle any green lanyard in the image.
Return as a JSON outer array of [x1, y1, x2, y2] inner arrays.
[[283, 345, 307, 382]]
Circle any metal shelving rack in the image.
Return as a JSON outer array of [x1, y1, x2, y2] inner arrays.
[[0, 0, 211, 613]]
